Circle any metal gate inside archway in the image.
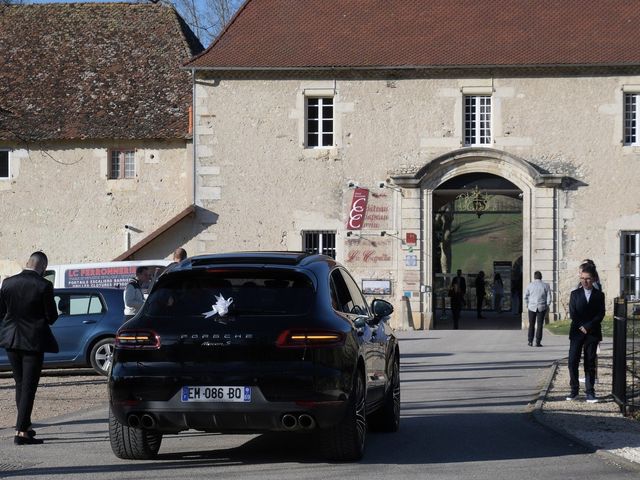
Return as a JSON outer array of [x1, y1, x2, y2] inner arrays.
[[432, 173, 523, 330]]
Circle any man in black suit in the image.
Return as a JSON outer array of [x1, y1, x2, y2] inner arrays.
[[452, 269, 467, 296], [0, 251, 58, 445], [566, 263, 604, 403]]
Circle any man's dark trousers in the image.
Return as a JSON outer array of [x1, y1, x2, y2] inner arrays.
[[568, 335, 598, 396], [6, 349, 44, 431], [476, 295, 483, 318], [527, 308, 546, 345]]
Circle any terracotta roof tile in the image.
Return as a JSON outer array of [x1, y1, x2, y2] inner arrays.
[[187, 0, 640, 70], [0, 3, 203, 142]]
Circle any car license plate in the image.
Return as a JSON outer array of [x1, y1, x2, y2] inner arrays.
[[181, 386, 251, 402]]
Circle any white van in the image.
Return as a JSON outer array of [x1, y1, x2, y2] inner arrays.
[[44, 260, 171, 290]]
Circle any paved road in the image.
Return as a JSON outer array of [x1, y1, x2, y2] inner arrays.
[[1, 329, 638, 479]]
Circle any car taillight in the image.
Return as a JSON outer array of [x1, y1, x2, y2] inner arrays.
[[276, 330, 345, 348], [116, 329, 161, 349]]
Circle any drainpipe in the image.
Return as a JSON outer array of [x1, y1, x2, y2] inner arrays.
[[191, 68, 197, 206]]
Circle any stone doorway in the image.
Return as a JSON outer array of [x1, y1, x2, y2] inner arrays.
[[431, 173, 523, 330]]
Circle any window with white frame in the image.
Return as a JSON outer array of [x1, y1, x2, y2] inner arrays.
[[464, 95, 492, 146], [621, 232, 640, 300], [0, 150, 9, 179], [306, 97, 334, 148], [624, 93, 640, 145], [303, 230, 336, 258], [108, 149, 136, 179]]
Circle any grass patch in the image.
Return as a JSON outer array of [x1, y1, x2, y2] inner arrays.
[[546, 316, 614, 337]]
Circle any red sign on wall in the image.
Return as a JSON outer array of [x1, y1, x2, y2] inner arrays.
[[347, 188, 369, 230]]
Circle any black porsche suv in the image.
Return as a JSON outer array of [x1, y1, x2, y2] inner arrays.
[[108, 252, 400, 461]]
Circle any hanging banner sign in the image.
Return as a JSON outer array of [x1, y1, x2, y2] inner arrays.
[[347, 188, 369, 230]]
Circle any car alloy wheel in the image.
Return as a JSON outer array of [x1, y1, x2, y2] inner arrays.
[[90, 338, 115, 376], [320, 368, 367, 461], [391, 357, 401, 429], [368, 355, 400, 432], [354, 371, 367, 449]]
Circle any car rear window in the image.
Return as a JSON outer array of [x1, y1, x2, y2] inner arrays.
[[145, 270, 315, 317]]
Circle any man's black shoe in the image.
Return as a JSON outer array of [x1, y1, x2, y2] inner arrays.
[[528, 341, 533, 346], [14, 435, 44, 445], [536, 343, 543, 347]]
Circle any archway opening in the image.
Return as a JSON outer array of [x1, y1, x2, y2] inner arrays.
[[432, 173, 523, 330]]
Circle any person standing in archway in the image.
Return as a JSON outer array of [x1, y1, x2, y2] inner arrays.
[[492, 273, 504, 313], [475, 271, 486, 319], [449, 276, 465, 329], [452, 269, 467, 304]]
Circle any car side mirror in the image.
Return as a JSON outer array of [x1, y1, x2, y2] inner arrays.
[[354, 315, 368, 335], [371, 299, 393, 319]]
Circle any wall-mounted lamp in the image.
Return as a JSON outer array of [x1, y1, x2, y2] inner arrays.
[[380, 230, 405, 243], [377, 180, 404, 196], [380, 230, 405, 245], [124, 224, 142, 233]]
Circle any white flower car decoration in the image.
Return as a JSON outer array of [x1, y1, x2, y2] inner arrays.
[[202, 294, 234, 319]]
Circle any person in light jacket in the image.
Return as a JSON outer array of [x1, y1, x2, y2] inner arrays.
[[123, 266, 150, 321], [524, 271, 551, 347]]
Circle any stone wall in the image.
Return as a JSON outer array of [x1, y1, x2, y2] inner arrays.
[[0, 140, 192, 279], [193, 73, 640, 327]]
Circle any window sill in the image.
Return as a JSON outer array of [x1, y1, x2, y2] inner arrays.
[[621, 145, 640, 155], [301, 147, 339, 159]]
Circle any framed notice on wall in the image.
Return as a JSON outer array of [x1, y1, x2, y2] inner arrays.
[[362, 279, 392, 296]]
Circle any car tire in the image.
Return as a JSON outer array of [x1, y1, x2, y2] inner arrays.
[[89, 338, 115, 376], [368, 354, 400, 432], [109, 406, 162, 460], [320, 368, 367, 461]]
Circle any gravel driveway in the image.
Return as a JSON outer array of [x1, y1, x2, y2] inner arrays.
[[0, 370, 108, 430]]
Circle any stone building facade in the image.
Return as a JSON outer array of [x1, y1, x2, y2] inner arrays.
[[0, 3, 204, 277], [185, 0, 640, 329]]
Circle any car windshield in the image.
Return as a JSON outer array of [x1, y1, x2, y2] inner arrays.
[[144, 270, 315, 317]]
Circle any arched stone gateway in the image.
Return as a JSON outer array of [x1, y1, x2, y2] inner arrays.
[[391, 148, 564, 330]]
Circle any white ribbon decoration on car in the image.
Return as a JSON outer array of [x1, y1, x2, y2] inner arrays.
[[202, 294, 234, 318]]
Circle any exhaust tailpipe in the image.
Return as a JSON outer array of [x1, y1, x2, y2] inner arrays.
[[140, 414, 156, 429], [298, 414, 316, 430], [281, 414, 298, 430], [127, 414, 140, 428]]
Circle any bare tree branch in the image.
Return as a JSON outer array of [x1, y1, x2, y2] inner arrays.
[[168, 0, 241, 46]]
